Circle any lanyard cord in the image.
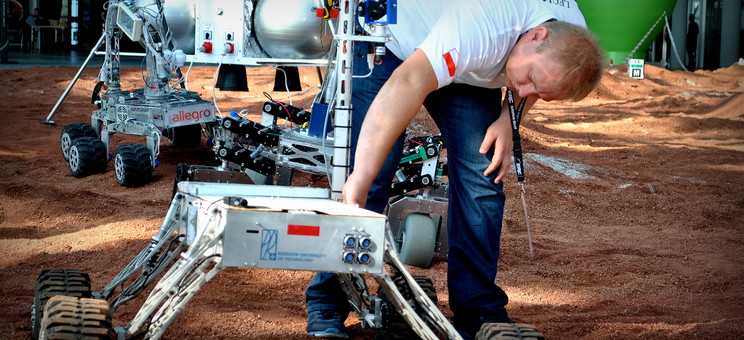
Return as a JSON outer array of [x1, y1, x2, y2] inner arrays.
[[506, 88, 535, 257], [506, 89, 527, 182]]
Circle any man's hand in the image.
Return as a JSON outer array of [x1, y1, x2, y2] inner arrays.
[[480, 113, 513, 183], [342, 172, 373, 208], [480, 93, 537, 183]]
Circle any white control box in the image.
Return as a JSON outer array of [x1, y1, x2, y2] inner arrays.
[[117, 4, 144, 42]]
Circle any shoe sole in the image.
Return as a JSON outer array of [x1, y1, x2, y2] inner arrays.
[[308, 328, 349, 339]]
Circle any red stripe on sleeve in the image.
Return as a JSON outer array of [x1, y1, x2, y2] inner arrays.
[[443, 52, 456, 77]]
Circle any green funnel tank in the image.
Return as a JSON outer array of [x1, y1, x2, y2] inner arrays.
[[576, 0, 678, 64]]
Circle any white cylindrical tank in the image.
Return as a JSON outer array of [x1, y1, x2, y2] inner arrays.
[[253, 0, 333, 59]]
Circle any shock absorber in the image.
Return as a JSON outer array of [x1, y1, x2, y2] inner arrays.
[[371, 24, 386, 64]]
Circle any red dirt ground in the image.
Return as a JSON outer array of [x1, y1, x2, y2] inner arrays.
[[0, 61, 743, 339]]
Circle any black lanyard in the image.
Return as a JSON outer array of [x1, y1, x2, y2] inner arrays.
[[506, 89, 526, 182], [507, 89, 535, 257]]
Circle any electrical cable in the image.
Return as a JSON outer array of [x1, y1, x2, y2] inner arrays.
[[273, 66, 294, 106], [173, 51, 199, 90], [263, 92, 294, 129], [406, 138, 423, 145]]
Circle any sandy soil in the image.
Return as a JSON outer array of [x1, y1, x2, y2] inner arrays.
[[0, 61, 743, 339]]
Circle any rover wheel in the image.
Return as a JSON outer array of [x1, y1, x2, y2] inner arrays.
[[166, 124, 203, 148], [60, 123, 97, 161], [398, 213, 437, 268], [38, 295, 113, 340], [68, 136, 107, 178], [91, 81, 106, 108], [171, 163, 191, 198], [114, 144, 153, 187], [31, 269, 92, 340], [374, 275, 438, 340], [475, 323, 544, 340]]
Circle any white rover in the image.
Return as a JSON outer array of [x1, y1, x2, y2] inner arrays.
[[33, 1, 542, 339]]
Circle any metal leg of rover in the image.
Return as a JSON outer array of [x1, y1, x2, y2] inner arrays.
[[80, 182, 464, 340]]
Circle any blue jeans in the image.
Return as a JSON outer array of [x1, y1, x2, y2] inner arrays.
[[305, 43, 406, 314], [306, 43, 509, 334], [425, 84, 510, 335]]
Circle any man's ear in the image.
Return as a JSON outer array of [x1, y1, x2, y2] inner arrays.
[[529, 26, 549, 43]]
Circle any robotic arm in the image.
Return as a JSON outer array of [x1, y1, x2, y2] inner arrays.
[[102, 0, 186, 98]]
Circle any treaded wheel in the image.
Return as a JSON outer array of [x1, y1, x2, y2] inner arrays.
[[374, 275, 438, 340], [68, 136, 107, 178], [475, 323, 544, 340], [38, 295, 113, 340], [61, 123, 98, 161], [31, 269, 92, 340], [114, 144, 153, 187], [171, 163, 191, 198], [398, 213, 437, 268], [166, 124, 203, 147]]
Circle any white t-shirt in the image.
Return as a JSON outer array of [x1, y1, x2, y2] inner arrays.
[[385, 0, 587, 89]]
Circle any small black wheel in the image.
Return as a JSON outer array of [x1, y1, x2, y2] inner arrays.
[[38, 295, 113, 340], [398, 213, 437, 268], [68, 136, 107, 178], [374, 275, 438, 340], [475, 323, 544, 340], [91, 81, 106, 108], [31, 269, 92, 340], [172, 163, 191, 198], [114, 144, 153, 187], [165, 124, 203, 147], [60, 123, 98, 161]]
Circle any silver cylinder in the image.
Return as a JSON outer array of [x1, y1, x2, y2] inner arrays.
[[253, 0, 333, 59]]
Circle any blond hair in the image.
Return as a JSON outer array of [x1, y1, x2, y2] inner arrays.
[[536, 21, 605, 101]]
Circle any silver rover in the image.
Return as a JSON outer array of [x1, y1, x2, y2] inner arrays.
[[34, 1, 541, 339]]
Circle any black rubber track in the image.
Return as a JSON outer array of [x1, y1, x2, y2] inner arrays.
[[38, 295, 113, 340], [374, 274, 438, 340], [114, 144, 153, 187], [31, 269, 92, 340], [475, 323, 545, 340]]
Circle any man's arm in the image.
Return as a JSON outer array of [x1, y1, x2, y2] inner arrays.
[[343, 49, 438, 207], [480, 92, 537, 183]]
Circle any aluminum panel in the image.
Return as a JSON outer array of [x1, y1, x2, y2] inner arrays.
[[221, 208, 385, 274]]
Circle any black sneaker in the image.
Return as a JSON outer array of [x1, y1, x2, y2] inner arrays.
[[306, 309, 349, 338]]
